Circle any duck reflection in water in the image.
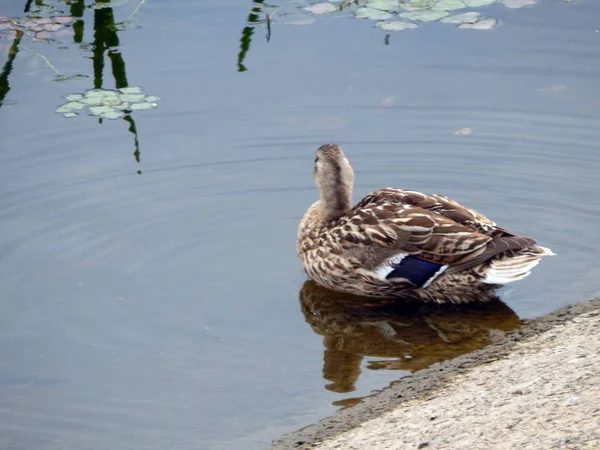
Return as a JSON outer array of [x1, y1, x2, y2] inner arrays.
[[299, 280, 523, 406]]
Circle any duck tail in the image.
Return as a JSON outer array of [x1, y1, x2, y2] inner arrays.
[[481, 245, 555, 285]]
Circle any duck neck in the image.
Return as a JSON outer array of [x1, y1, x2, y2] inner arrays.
[[320, 183, 352, 221]]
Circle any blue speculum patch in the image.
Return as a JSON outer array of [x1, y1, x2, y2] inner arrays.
[[385, 256, 443, 287]]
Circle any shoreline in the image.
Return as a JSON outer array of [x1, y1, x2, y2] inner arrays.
[[272, 297, 600, 449]]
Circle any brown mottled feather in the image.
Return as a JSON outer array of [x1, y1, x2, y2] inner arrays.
[[297, 144, 554, 303]]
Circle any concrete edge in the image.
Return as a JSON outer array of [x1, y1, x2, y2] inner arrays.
[[271, 297, 600, 450]]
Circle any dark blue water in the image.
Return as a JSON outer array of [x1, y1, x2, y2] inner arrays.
[[1, 0, 599, 448]]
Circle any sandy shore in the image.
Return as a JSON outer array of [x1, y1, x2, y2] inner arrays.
[[273, 298, 600, 450]]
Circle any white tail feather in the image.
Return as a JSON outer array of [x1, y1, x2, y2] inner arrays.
[[482, 246, 555, 285]]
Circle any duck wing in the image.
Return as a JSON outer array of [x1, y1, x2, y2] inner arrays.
[[337, 189, 535, 286]]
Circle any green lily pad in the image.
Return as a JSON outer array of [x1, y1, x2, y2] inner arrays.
[[87, 89, 106, 98], [367, 0, 400, 11], [63, 112, 78, 118], [100, 110, 125, 120], [130, 102, 158, 111], [80, 97, 104, 106], [432, 0, 466, 11], [65, 94, 83, 101], [118, 86, 142, 94], [376, 20, 418, 31], [304, 2, 337, 14], [144, 95, 161, 102], [440, 11, 480, 23], [102, 90, 120, 99], [88, 105, 115, 116], [355, 7, 393, 20], [400, 10, 450, 21], [56, 101, 85, 113], [503, 0, 536, 7], [401, 0, 438, 9], [463, 0, 496, 6], [120, 93, 145, 102], [459, 17, 497, 29], [113, 102, 131, 111]]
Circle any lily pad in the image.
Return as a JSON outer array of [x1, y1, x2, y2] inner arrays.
[[400, 10, 450, 21], [463, 0, 496, 6], [120, 93, 145, 102], [144, 95, 161, 102], [87, 89, 106, 98], [367, 0, 400, 11], [100, 110, 125, 120], [88, 105, 115, 116], [376, 20, 418, 31], [400, 0, 438, 10], [56, 101, 85, 113], [79, 97, 104, 106], [355, 7, 393, 20], [118, 86, 143, 94], [65, 93, 83, 101], [63, 112, 78, 118], [53, 16, 73, 24], [503, 0, 536, 7], [113, 102, 131, 111], [43, 23, 62, 31], [432, 0, 466, 11], [440, 11, 480, 23], [304, 3, 337, 14], [459, 17, 497, 29], [130, 102, 158, 111]]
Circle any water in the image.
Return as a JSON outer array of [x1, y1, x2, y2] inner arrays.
[[1, 0, 599, 448]]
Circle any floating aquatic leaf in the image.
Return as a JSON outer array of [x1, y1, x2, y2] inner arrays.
[[0, 23, 14, 31], [103, 90, 120, 98], [144, 95, 161, 102], [34, 31, 52, 40], [459, 17, 497, 29], [502, 0, 536, 8], [120, 93, 145, 102], [355, 7, 393, 19], [100, 110, 125, 120], [119, 86, 143, 94], [113, 102, 131, 111], [64, 101, 85, 110], [130, 102, 158, 111], [43, 23, 62, 31], [376, 20, 418, 31], [440, 11, 480, 23], [65, 94, 83, 101], [432, 0, 466, 11], [53, 16, 73, 24], [104, 96, 123, 107], [463, 0, 496, 6], [88, 105, 115, 116], [401, 0, 438, 10], [63, 112, 78, 118], [32, 18, 53, 25], [400, 10, 449, 21], [79, 96, 104, 105], [304, 3, 337, 14], [367, 0, 400, 11], [86, 89, 106, 97]]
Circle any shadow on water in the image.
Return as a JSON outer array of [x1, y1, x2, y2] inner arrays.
[[0, 0, 145, 173], [300, 280, 524, 408]]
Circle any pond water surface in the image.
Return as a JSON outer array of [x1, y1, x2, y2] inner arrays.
[[1, 0, 599, 449]]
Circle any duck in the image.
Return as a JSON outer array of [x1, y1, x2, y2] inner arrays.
[[297, 144, 555, 303]]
